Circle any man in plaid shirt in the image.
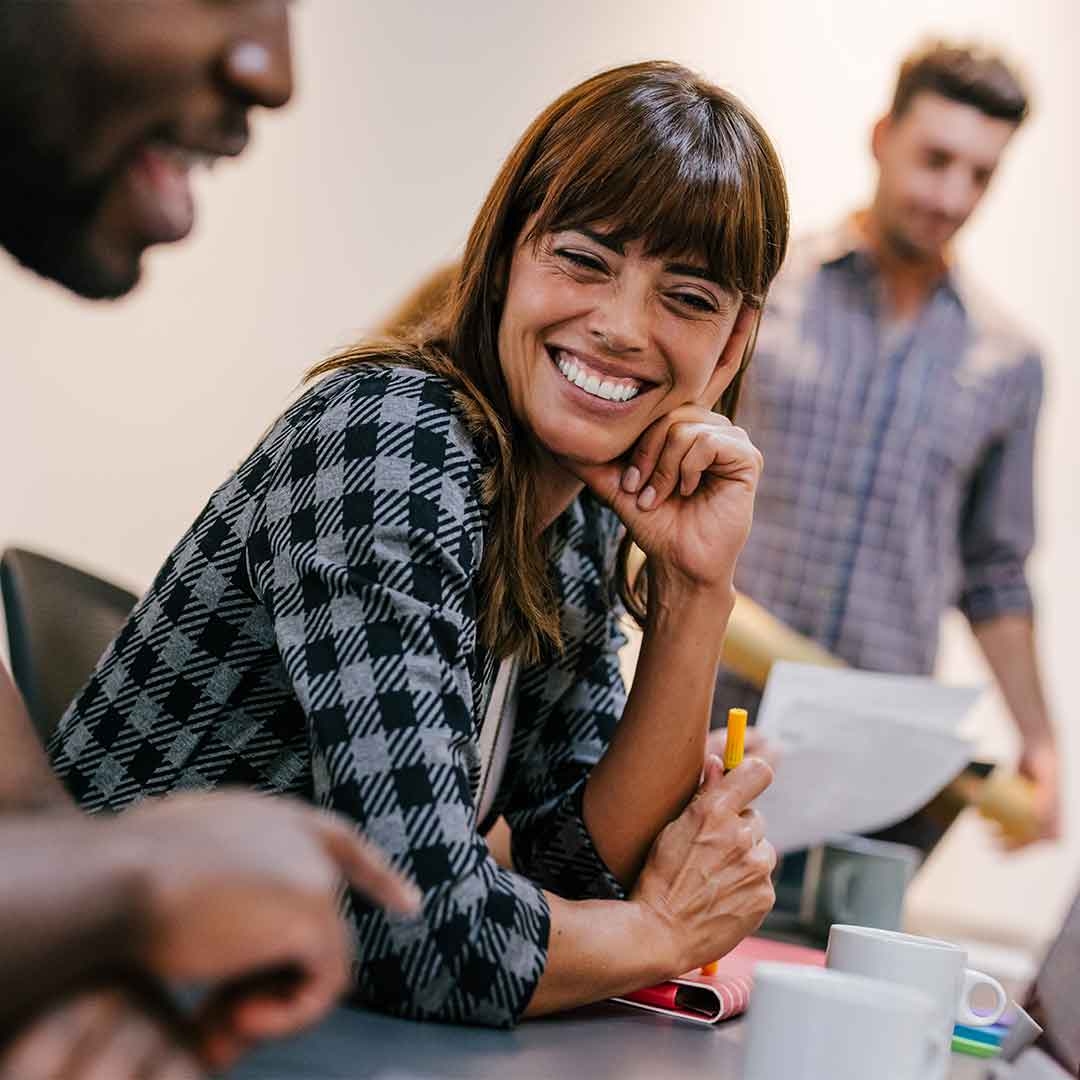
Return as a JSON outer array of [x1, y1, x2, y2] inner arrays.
[[713, 41, 1060, 845]]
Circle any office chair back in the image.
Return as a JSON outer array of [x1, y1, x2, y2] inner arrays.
[[1, 548, 137, 742]]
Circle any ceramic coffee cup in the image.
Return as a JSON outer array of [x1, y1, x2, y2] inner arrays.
[[743, 963, 947, 1080], [802, 835, 920, 932], [827, 925, 1009, 1079]]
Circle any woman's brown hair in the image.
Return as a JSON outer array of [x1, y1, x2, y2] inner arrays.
[[310, 61, 789, 663]]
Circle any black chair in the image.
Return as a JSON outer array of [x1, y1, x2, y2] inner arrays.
[[1, 548, 138, 742]]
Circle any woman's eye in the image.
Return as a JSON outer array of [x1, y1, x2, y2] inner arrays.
[[557, 249, 607, 273], [671, 291, 717, 313]]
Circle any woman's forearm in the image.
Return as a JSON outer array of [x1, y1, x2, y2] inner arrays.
[[583, 580, 733, 887], [523, 893, 672, 1017]]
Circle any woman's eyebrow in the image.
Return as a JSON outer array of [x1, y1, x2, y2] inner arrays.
[[664, 260, 718, 283], [565, 228, 725, 293], [576, 226, 625, 255]]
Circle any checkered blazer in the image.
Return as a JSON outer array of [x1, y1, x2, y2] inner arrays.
[[49, 365, 628, 1027]]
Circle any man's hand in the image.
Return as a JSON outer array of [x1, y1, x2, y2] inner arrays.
[[970, 614, 1059, 850], [0, 664, 74, 813], [119, 791, 420, 1068], [1011, 738, 1061, 848], [0, 988, 200, 1080]]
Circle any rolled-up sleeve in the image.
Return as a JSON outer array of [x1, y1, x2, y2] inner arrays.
[[502, 504, 628, 902], [958, 356, 1043, 624], [245, 369, 549, 1027]]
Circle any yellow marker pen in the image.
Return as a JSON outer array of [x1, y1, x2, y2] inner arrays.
[[723, 707, 748, 771], [701, 709, 751, 978]]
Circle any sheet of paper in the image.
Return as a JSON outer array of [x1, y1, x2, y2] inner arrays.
[[752, 662, 981, 854]]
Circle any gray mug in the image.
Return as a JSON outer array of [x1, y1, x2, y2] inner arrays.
[[801, 834, 921, 933]]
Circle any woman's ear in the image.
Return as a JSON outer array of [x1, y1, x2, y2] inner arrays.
[[702, 304, 757, 406]]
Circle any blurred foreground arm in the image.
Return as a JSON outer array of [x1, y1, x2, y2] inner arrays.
[[0, 792, 418, 1064], [0, 664, 73, 812]]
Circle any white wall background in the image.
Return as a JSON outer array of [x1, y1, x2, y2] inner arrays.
[[2, 1, 1076, 948]]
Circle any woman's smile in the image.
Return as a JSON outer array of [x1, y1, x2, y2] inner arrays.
[[545, 343, 659, 407], [497, 222, 742, 473]]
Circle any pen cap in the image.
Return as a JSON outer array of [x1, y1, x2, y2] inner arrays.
[[724, 708, 748, 770]]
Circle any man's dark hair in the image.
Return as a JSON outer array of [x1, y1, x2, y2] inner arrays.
[[891, 41, 1030, 126]]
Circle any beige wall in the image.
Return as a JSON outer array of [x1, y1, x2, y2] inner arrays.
[[2, 1, 1076, 947]]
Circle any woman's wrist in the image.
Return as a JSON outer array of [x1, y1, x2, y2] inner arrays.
[[628, 895, 687, 980], [527, 896, 686, 1017], [646, 570, 735, 631]]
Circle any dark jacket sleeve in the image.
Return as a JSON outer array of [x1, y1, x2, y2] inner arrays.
[[245, 368, 549, 1027]]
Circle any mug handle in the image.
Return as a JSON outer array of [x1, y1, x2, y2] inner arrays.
[[823, 863, 859, 925], [957, 968, 1008, 1027]]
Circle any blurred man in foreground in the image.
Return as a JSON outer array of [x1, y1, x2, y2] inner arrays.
[[711, 41, 1059, 846], [0, 3, 417, 1076]]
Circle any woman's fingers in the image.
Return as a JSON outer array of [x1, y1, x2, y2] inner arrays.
[[636, 421, 700, 507], [701, 755, 774, 813], [739, 808, 766, 849], [623, 415, 676, 495], [676, 429, 759, 499], [707, 727, 781, 770], [626, 415, 759, 510]]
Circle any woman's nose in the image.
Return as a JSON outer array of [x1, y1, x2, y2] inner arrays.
[[589, 290, 649, 354]]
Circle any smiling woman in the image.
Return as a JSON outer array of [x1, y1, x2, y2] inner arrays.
[[50, 61, 790, 1028]]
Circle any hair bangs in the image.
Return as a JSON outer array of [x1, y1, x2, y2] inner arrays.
[[524, 80, 779, 308]]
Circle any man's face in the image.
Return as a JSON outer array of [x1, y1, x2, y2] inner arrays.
[[0, 0, 293, 298], [872, 91, 1017, 262]]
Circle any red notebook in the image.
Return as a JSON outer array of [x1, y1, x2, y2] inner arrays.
[[612, 936, 825, 1025]]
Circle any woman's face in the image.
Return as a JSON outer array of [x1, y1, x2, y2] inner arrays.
[[496, 219, 743, 468]]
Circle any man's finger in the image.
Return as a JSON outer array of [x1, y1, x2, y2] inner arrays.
[[153, 1050, 203, 1080], [316, 814, 421, 913], [194, 958, 346, 1069]]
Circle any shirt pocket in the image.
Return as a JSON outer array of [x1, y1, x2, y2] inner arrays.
[[923, 368, 996, 485]]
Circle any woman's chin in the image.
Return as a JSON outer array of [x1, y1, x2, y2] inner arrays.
[[531, 418, 637, 467], [546, 444, 633, 473]]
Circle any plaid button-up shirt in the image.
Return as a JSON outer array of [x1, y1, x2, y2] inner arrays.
[[714, 221, 1043, 720]]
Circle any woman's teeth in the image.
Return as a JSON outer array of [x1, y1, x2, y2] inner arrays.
[[555, 350, 642, 403]]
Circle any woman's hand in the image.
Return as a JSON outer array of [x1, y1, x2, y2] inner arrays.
[[707, 725, 781, 770], [631, 756, 776, 976], [565, 308, 762, 597]]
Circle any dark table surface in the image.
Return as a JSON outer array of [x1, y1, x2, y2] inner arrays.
[[228, 1001, 991, 1080]]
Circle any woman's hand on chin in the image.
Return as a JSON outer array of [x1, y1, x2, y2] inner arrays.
[[563, 406, 762, 599], [630, 754, 776, 976]]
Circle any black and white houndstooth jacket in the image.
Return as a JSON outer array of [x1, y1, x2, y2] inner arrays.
[[49, 365, 629, 1028]]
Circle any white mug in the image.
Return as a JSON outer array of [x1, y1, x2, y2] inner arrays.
[[827, 925, 1009, 1078], [743, 963, 947, 1080]]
